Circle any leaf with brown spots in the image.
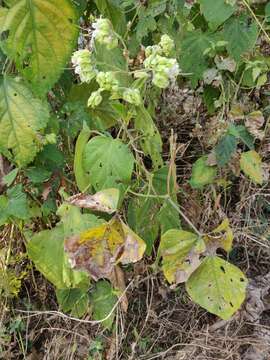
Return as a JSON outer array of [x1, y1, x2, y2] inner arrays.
[[64, 217, 146, 281], [67, 188, 119, 214]]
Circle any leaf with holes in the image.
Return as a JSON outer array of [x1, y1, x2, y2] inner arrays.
[[82, 136, 135, 194], [0, 0, 78, 95], [199, 0, 235, 30], [223, 15, 258, 61], [0, 77, 49, 166], [186, 256, 247, 320], [159, 229, 205, 284], [190, 156, 217, 189], [240, 150, 263, 185]]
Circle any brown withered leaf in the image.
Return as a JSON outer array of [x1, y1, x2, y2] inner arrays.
[[245, 111, 265, 140], [67, 188, 119, 214], [64, 217, 146, 281], [110, 265, 128, 312]]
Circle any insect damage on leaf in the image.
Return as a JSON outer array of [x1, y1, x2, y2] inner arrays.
[[67, 188, 120, 214], [64, 217, 146, 281]]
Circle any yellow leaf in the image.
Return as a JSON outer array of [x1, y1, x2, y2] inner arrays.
[[240, 150, 263, 185]]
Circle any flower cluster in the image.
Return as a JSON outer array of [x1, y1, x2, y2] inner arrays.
[[92, 18, 118, 50], [144, 35, 180, 89], [71, 49, 96, 83]]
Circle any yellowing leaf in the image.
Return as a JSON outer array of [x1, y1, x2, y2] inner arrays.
[[67, 188, 120, 214], [159, 229, 205, 284], [64, 217, 146, 281], [0, 0, 78, 95], [240, 150, 263, 185], [186, 256, 247, 320], [190, 156, 217, 189], [210, 218, 234, 252], [0, 77, 49, 166]]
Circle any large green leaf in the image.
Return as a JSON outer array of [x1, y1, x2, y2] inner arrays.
[[0, 77, 49, 166], [223, 15, 258, 61], [82, 135, 135, 193], [199, 0, 235, 30], [90, 280, 117, 329], [186, 256, 247, 320], [180, 31, 213, 86], [27, 207, 101, 289], [0, 0, 78, 95]]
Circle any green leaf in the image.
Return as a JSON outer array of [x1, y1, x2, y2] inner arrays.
[[0, 0, 78, 95], [25, 167, 51, 184], [199, 0, 235, 30], [128, 197, 160, 255], [27, 224, 88, 289], [95, 0, 126, 36], [82, 135, 135, 193], [158, 199, 181, 235], [159, 229, 204, 284], [135, 106, 163, 169], [180, 31, 213, 86], [136, 15, 157, 41], [56, 288, 89, 318], [240, 150, 263, 185], [203, 85, 220, 115], [74, 123, 91, 192], [90, 280, 117, 329], [228, 125, 254, 150], [186, 256, 247, 320], [266, 2, 270, 22], [27, 207, 102, 289], [223, 15, 258, 61], [6, 184, 29, 220], [3, 168, 18, 186], [215, 134, 237, 167], [190, 156, 217, 189], [0, 195, 9, 226], [0, 77, 50, 166]]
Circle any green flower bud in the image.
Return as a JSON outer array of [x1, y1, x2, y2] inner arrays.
[[123, 88, 142, 106], [92, 18, 118, 50], [87, 90, 103, 108], [71, 49, 96, 83], [159, 34, 175, 56], [96, 71, 119, 91], [152, 72, 169, 88], [145, 45, 162, 58]]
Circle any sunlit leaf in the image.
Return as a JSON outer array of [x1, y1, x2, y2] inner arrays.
[[186, 256, 247, 320], [82, 135, 135, 194], [240, 150, 263, 185], [0, 77, 49, 166], [0, 0, 79, 95]]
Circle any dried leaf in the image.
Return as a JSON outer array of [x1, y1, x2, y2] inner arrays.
[[110, 265, 128, 312], [67, 188, 119, 214], [245, 111, 265, 140], [65, 218, 146, 281]]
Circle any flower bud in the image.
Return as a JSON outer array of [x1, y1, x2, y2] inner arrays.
[[92, 18, 118, 50], [96, 71, 119, 91], [87, 90, 103, 108], [123, 88, 142, 106], [159, 34, 175, 56], [71, 49, 96, 83]]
